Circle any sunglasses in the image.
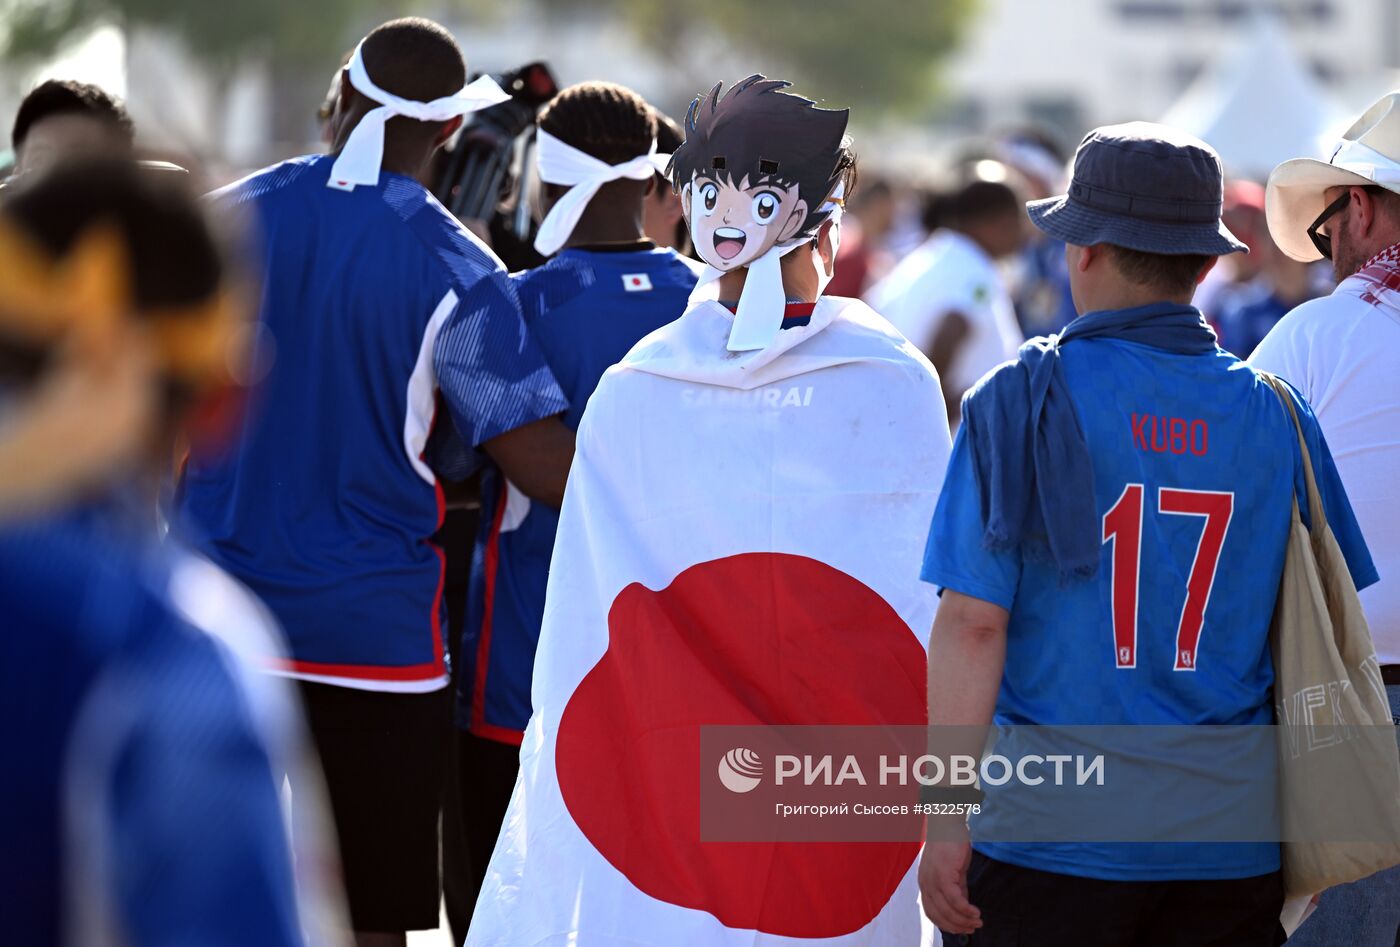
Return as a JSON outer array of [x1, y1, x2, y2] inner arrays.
[[1306, 193, 1350, 260], [1307, 185, 1386, 259]]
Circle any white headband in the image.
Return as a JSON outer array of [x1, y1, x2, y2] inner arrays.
[[327, 40, 511, 191], [690, 180, 846, 352], [532, 130, 671, 256]]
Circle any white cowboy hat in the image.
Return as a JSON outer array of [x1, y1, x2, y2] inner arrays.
[[1266, 90, 1400, 262]]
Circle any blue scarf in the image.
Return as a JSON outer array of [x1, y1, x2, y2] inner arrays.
[[962, 302, 1218, 582]]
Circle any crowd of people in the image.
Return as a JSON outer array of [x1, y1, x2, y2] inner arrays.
[[3, 13, 1399, 947]]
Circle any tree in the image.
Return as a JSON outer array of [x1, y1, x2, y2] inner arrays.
[[537, 0, 978, 117], [1, 0, 401, 149]]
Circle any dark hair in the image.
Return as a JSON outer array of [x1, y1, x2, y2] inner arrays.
[[922, 180, 1020, 233], [538, 81, 656, 165], [670, 75, 852, 238], [12, 79, 134, 152], [357, 18, 465, 138], [1104, 245, 1211, 296], [654, 109, 683, 158], [3, 158, 222, 311]]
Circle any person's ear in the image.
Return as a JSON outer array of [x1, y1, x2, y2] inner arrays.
[[644, 177, 657, 199], [1069, 243, 1095, 274], [679, 184, 693, 231], [777, 199, 809, 243], [1353, 185, 1379, 237], [662, 191, 685, 227], [434, 115, 464, 148], [1195, 255, 1219, 286], [815, 218, 838, 274]]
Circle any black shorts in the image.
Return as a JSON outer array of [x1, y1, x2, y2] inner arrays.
[[944, 851, 1285, 947], [296, 681, 450, 932]]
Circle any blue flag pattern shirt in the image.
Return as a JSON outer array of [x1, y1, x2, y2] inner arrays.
[[923, 328, 1377, 881], [457, 246, 698, 742], [177, 155, 568, 692]]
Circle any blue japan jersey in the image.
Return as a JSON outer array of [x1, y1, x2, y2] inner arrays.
[[922, 336, 1377, 880], [457, 247, 699, 742], [0, 515, 303, 946], [177, 156, 567, 690]]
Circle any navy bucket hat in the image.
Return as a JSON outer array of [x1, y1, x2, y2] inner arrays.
[[1028, 121, 1248, 256]]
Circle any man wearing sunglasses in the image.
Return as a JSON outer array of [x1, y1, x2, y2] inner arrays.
[[1252, 90, 1400, 947]]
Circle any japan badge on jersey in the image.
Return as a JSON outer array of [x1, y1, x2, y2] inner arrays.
[[621, 272, 653, 292], [468, 297, 952, 946]]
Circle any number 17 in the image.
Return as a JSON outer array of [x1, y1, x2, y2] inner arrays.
[[1101, 484, 1234, 671]]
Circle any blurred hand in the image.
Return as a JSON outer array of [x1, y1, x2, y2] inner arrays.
[[919, 827, 982, 936]]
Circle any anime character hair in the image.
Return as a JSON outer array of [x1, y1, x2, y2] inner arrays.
[[668, 75, 853, 240]]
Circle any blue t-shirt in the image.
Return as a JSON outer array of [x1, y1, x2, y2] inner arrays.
[[922, 334, 1377, 880], [177, 155, 568, 690], [0, 514, 302, 946], [456, 247, 698, 741]]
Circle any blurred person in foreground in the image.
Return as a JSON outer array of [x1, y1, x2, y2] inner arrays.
[[1251, 90, 1400, 947], [452, 79, 699, 933], [866, 176, 1026, 423], [918, 123, 1376, 946], [173, 17, 574, 946], [468, 75, 949, 946], [0, 159, 340, 947], [9, 79, 134, 179]]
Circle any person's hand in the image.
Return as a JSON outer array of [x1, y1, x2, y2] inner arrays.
[[919, 828, 982, 935]]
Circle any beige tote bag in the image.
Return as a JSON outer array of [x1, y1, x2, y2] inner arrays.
[[1263, 374, 1400, 901]]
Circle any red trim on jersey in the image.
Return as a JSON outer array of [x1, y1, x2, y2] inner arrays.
[[470, 481, 512, 742], [422, 396, 448, 677], [268, 657, 445, 681]]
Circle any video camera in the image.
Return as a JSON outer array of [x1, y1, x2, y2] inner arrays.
[[433, 61, 559, 271]]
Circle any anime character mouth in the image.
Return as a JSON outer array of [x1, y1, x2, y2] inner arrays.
[[713, 227, 748, 261]]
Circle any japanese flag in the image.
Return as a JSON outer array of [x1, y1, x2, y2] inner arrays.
[[468, 296, 952, 945]]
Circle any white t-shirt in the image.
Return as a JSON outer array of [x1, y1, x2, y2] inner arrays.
[[1250, 275, 1400, 665], [865, 230, 1023, 397]]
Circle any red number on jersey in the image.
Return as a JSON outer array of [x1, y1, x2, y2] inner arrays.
[[1102, 484, 1144, 668], [1102, 485, 1234, 671]]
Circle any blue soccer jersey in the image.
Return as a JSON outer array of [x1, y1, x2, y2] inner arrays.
[[0, 514, 305, 946], [177, 155, 568, 692], [457, 247, 698, 742], [922, 327, 1377, 880]]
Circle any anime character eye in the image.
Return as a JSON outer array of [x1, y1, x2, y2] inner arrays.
[[699, 182, 719, 216], [750, 190, 781, 226]]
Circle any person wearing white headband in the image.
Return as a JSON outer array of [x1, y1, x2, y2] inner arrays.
[[176, 19, 579, 946], [326, 27, 508, 191], [532, 127, 669, 256]]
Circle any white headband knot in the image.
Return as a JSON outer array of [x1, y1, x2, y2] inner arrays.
[[532, 130, 671, 256], [328, 40, 511, 191]]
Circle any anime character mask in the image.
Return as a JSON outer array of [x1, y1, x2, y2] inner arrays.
[[668, 76, 850, 351]]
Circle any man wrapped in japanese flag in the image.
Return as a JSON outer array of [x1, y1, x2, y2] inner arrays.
[[468, 75, 952, 946]]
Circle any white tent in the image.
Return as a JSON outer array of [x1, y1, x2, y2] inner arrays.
[[1162, 18, 1345, 178]]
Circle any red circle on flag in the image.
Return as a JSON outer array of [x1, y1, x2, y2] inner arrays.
[[556, 552, 926, 938]]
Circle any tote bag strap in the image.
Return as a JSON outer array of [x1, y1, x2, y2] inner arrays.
[[1260, 373, 1328, 535]]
